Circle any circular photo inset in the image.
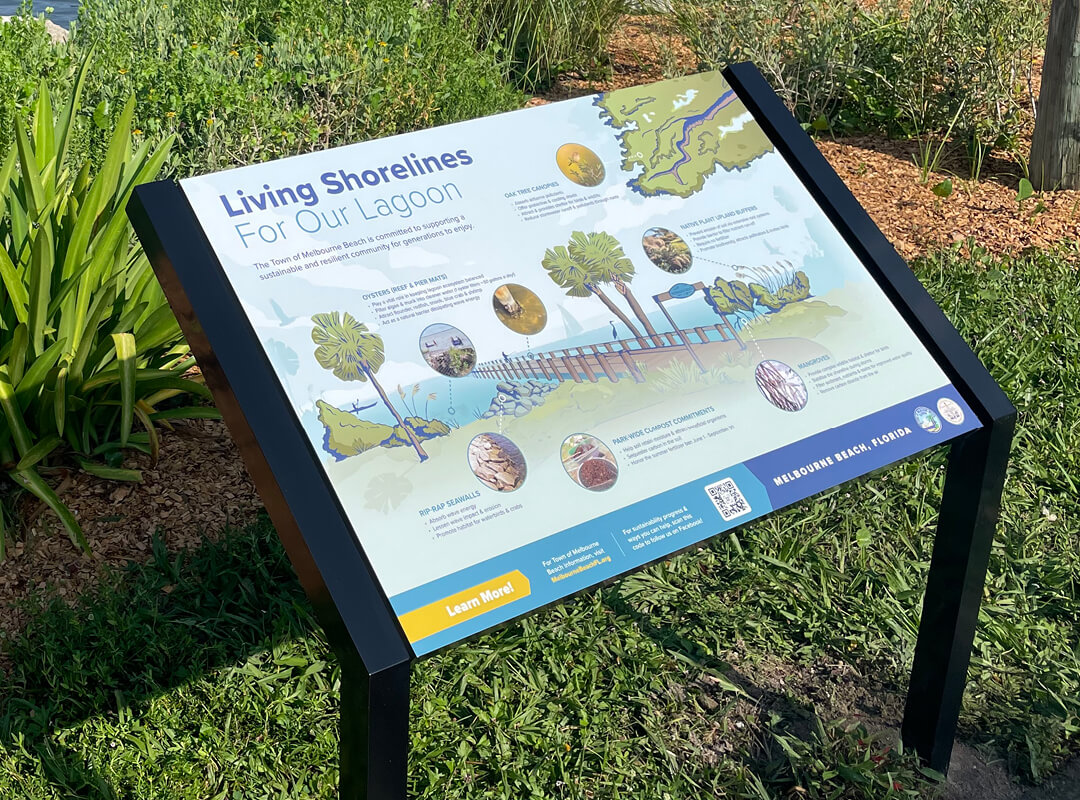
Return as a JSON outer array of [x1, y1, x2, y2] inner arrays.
[[755, 360, 808, 412], [419, 323, 477, 378], [492, 283, 548, 335], [468, 433, 527, 492], [914, 406, 942, 433], [561, 433, 619, 491], [556, 143, 605, 187], [642, 227, 693, 274]]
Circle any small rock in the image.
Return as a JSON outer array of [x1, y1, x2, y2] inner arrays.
[[0, 16, 69, 44]]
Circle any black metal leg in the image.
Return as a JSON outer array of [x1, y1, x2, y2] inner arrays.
[[340, 655, 411, 799], [902, 417, 1015, 773]]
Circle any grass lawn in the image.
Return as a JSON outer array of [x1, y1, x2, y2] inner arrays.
[[0, 242, 1076, 798]]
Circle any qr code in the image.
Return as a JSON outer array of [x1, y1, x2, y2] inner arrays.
[[704, 477, 751, 521]]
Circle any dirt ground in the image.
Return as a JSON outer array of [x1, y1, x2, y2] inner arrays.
[[1, 13, 1075, 798]]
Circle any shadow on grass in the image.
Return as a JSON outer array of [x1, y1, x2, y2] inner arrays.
[[0, 513, 932, 798], [0, 515, 314, 799], [602, 587, 847, 750]]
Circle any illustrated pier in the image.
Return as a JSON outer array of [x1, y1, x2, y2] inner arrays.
[[473, 320, 745, 385]]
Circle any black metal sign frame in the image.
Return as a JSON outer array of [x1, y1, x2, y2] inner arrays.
[[127, 62, 1014, 797]]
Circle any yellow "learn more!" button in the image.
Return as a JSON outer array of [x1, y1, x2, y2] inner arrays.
[[398, 570, 531, 643]]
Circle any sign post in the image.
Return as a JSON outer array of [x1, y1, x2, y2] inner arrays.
[[720, 63, 1016, 771], [128, 62, 1013, 796]]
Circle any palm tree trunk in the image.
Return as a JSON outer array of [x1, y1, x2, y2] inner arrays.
[[621, 286, 660, 340], [589, 284, 642, 339], [362, 362, 428, 462]]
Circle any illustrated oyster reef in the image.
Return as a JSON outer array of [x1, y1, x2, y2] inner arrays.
[[480, 380, 558, 419]]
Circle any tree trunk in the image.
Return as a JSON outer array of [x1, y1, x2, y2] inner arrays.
[[616, 282, 661, 341], [362, 362, 428, 462], [589, 285, 642, 339], [1030, 0, 1080, 190]]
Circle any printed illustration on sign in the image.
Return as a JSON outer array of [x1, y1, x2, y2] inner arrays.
[[312, 312, 452, 463], [561, 434, 620, 491], [596, 72, 773, 197], [642, 227, 693, 274], [180, 69, 980, 654], [492, 283, 548, 335]]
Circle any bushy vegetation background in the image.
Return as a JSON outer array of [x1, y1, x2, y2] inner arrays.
[[7, 0, 1050, 179]]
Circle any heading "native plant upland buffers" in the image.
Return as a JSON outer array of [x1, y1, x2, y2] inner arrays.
[[216, 149, 474, 249]]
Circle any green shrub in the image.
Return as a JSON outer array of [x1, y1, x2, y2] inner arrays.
[[0, 13, 69, 156], [0, 62, 210, 555], [458, 0, 628, 90], [72, 0, 523, 176], [671, 0, 1047, 152]]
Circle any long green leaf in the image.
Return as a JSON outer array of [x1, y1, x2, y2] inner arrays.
[[8, 324, 27, 385], [26, 222, 54, 356], [133, 403, 159, 465], [137, 377, 212, 401], [15, 337, 65, 409], [77, 134, 174, 324], [53, 366, 67, 437], [82, 367, 188, 392], [69, 279, 116, 381], [108, 301, 148, 340], [0, 367, 33, 456], [32, 79, 55, 173], [0, 146, 17, 227], [58, 159, 103, 285], [80, 403, 92, 454], [111, 332, 136, 446], [77, 458, 143, 483], [94, 95, 134, 221], [58, 95, 134, 342], [46, 254, 96, 319], [69, 220, 128, 351], [149, 406, 221, 421], [16, 435, 62, 471], [13, 120, 45, 221], [8, 183, 30, 265], [0, 246, 28, 323], [120, 133, 174, 204], [54, 50, 94, 172], [10, 466, 90, 555], [134, 304, 182, 352]]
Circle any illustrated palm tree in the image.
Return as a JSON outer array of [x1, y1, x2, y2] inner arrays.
[[542, 231, 659, 340], [311, 312, 428, 462]]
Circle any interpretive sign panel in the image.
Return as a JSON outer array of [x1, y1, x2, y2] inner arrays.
[[131, 64, 1014, 790], [178, 70, 980, 656]]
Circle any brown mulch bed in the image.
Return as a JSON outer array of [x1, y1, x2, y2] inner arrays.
[[0, 14, 1075, 649], [533, 16, 1079, 258], [0, 419, 261, 645], [817, 137, 1080, 259]]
